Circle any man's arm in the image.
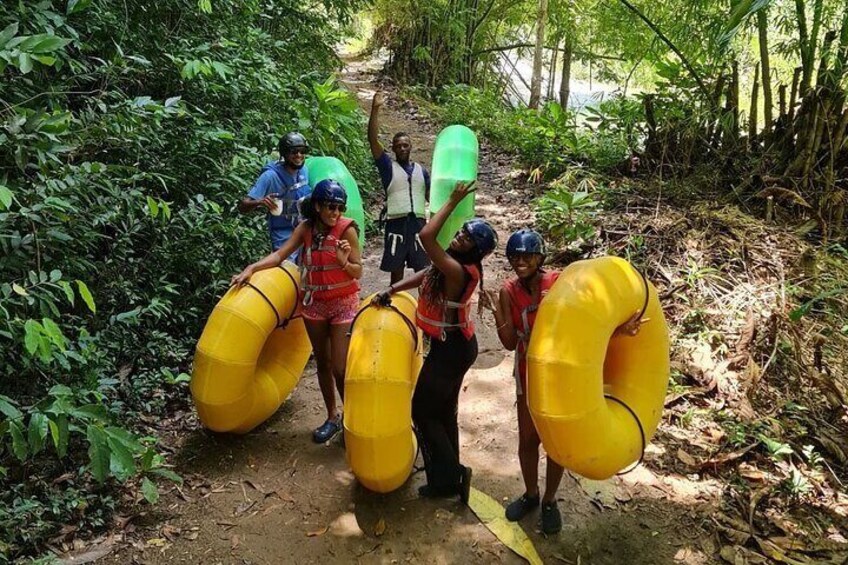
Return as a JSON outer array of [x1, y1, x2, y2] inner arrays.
[[368, 92, 385, 160], [239, 170, 276, 214]]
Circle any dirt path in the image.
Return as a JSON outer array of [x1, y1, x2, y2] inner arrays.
[[101, 56, 720, 565]]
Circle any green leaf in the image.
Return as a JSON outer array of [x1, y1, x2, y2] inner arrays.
[[141, 448, 155, 472], [104, 426, 145, 452], [76, 280, 96, 313], [67, 0, 93, 14], [107, 436, 136, 481], [21, 34, 71, 54], [146, 195, 159, 218], [41, 318, 67, 349], [11, 283, 27, 296], [48, 414, 69, 457], [141, 477, 159, 504], [198, 0, 213, 14], [151, 468, 183, 485], [211, 61, 231, 79], [59, 280, 75, 305], [719, 0, 771, 50], [86, 424, 110, 483], [23, 319, 43, 356], [31, 54, 56, 66], [160, 200, 171, 220], [71, 404, 109, 422], [28, 413, 49, 455], [0, 185, 12, 209], [17, 53, 33, 74], [0, 395, 21, 420], [9, 420, 28, 461], [0, 23, 18, 48]]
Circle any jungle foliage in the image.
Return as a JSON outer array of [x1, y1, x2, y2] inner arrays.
[[0, 0, 370, 559], [373, 0, 848, 241]]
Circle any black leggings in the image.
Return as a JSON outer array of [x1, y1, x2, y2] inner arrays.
[[412, 331, 479, 493]]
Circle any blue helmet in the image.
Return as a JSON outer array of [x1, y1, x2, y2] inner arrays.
[[506, 229, 546, 258], [462, 218, 498, 258], [312, 179, 347, 204]]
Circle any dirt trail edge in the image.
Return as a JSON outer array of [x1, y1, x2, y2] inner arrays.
[[101, 56, 717, 565]]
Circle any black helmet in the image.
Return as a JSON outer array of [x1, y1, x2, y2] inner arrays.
[[279, 132, 309, 155], [461, 218, 498, 258], [506, 229, 546, 258], [312, 179, 347, 204]]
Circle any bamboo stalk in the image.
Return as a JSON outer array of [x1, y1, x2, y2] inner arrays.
[[750, 63, 760, 149], [779, 84, 787, 118], [758, 9, 774, 135]]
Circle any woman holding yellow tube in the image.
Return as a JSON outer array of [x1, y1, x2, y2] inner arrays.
[[481, 229, 644, 534], [232, 180, 362, 443], [375, 181, 497, 504]]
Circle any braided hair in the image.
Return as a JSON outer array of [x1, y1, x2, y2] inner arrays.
[[421, 247, 486, 306]]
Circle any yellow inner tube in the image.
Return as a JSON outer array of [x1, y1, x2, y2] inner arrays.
[[191, 263, 312, 434], [527, 256, 670, 480], [344, 293, 423, 493]]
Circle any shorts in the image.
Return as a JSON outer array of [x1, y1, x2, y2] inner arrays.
[[380, 214, 430, 273], [302, 292, 360, 325]]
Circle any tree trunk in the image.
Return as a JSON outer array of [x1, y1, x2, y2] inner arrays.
[[529, 0, 548, 109], [779, 84, 787, 118], [547, 39, 559, 101], [795, 0, 812, 94], [809, 0, 824, 82], [723, 61, 740, 150], [559, 35, 573, 108], [789, 66, 802, 121], [757, 9, 774, 136], [750, 63, 760, 149]]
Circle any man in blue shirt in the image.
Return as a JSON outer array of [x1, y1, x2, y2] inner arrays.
[[368, 92, 431, 284], [239, 132, 312, 259]]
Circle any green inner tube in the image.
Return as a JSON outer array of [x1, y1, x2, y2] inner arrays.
[[305, 156, 366, 247], [429, 125, 479, 248]]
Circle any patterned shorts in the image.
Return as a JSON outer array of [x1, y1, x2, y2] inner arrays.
[[302, 293, 360, 325]]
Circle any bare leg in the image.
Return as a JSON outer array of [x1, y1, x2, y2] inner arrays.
[[304, 319, 337, 420], [329, 323, 351, 402], [390, 268, 404, 285], [542, 456, 565, 504], [517, 394, 541, 498]]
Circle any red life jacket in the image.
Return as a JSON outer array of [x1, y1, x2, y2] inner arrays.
[[301, 218, 360, 304], [416, 264, 480, 341], [504, 270, 559, 380]]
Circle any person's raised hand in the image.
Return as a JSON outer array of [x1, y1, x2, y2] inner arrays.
[[449, 180, 477, 204], [373, 91, 385, 108]]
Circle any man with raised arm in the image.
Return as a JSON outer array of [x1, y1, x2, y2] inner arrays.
[[368, 92, 431, 284]]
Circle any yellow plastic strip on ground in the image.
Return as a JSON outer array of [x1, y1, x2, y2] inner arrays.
[[468, 487, 544, 565]]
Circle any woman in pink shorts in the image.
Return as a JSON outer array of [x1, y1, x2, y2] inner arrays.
[[232, 180, 362, 443]]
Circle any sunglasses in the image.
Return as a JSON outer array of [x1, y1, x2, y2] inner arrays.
[[321, 203, 346, 212], [288, 147, 309, 155]]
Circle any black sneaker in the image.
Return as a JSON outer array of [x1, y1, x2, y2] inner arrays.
[[312, 417, 341, 443], [541, 501, 562, 534], [460, 466, 472, 505], [505, 493, 539, 521]]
